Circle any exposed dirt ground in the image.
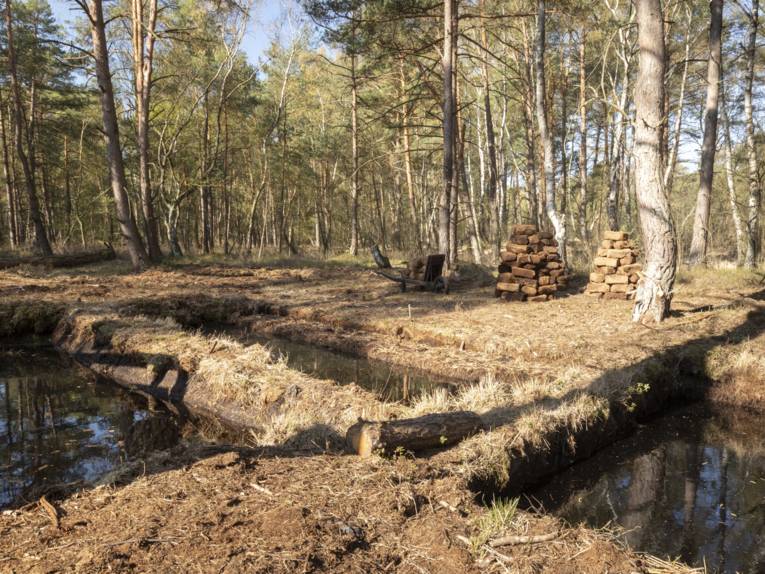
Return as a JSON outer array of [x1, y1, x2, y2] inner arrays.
[[1, 442, 654, 574], [1, 255, 761, 573]]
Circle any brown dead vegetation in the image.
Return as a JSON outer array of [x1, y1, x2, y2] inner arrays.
[[0, 443, 684, 574], [0, 258, 761, 572]]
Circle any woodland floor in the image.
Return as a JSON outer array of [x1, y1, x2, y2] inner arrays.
[[1, 254, 764, 573]]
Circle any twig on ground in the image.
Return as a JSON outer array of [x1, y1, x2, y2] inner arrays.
[[438, 500, 459, 514], [488, 530, 560, 547], [250, 482, 273, 496], [39, 496, 60, 529]]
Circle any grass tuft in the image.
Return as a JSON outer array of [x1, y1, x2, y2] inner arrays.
[[470, 497, 520, 553]]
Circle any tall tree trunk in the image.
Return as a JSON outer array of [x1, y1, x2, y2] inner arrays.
[[0, 88, 17, 248], [63, 135, 72, 242], [559, 41, 570, 256], [349, 17, 360, 256], [439, 0, 456, 263], [131, 0, 162, 261], [456, 80, 480, 263], [86, 0, 148, 271], [663, 6, 692, 193], [632, 0, 677, 323], [398, 57, 421, 252], [721, 80, 746, 265], [517, 23, 539, 227], [479, 0, 500, 256], [448, 4, 458, 267], [200, 94, 213, 254], [4, 0, 51, 255], [606, 18, 633, 233], [688, 0, 723, 266], [534, 0, 566, 263], [578, 30, 588, 244], [743, 0, 760, 268]]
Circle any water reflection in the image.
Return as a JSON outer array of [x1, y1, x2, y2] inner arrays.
[[239, 331, 455, 403], [0, 347, 178, 508], [529, 404, 765, 573]]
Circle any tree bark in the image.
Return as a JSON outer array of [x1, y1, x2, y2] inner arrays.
[[439, 0, 456, 263], [534, 0, 566, 264], [743, 0, 760, 268], [448, 5, 458, 268], [4, 0, 51, 255], [632, 0, 677, 323], [131, 0, 162, 261], [0, 88, 17, 248], [688, 0, 723, 266], [577, 30, 588, 244], [349, 19, 360, 256], [86, 0, 149, 271]]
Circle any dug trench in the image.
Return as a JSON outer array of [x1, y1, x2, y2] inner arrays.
[[5, 290, 765, 492], [2, 267, 765, 572]]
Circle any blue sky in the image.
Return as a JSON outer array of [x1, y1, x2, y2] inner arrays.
[[47, 0, 283, 65]]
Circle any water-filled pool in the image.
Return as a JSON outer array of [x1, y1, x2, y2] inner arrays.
[[528, 403, 765, 573], [0, 345, 180, 508]]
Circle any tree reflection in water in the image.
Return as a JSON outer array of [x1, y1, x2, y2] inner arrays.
[[529, 404, 765, 574], [0, 347, 174, 508]]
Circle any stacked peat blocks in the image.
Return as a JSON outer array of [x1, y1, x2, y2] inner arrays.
[[495, 224, 568, 302], [585, 230, 642, 300]]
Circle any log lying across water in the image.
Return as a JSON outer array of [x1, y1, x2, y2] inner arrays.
[[346, 411, 485, 457], [0, 247, 115, 270]]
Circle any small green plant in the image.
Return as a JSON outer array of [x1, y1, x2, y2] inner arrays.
[[633, 382, 651, 395], [439, 435, 448, 445], [624, 382, 651, 412], [391, 445, 414, 460], [470, 497, 519, 553]]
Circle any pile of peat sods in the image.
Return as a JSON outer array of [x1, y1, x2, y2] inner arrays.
[[526, 402, 765, 574], [0, 343, 188, 509]]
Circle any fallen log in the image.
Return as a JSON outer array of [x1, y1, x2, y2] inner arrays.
[[0, 246, 116, 270], [346, 411, 485, 457]]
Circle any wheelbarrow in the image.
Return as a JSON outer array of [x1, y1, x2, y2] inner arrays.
[[371, 246, 449, 294]]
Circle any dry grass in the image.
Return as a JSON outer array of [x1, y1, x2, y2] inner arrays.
[[59, 307, 401, 451], [706, 337, 765, 409], [675, 264, 761, 292], [641, 554, 707, 574], [409, 375, 516, 417]]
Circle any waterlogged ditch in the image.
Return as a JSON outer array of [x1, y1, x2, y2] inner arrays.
[[0, 345, 185, 508], [5, 309, 764, 573], [527, 403, 765, 573], [232, 328, 456, 403]]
